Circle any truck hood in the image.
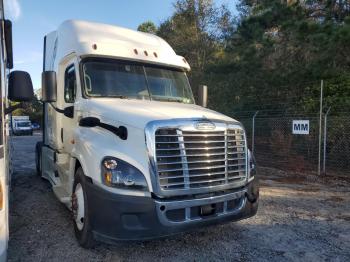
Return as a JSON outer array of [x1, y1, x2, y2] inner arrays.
[[82, 98, 237, 129]]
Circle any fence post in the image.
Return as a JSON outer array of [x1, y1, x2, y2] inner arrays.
[[252, 111, 259, 155], [323, 107, 331, 175], [318, 80, 323, 176]]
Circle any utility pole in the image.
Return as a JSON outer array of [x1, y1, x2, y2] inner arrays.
[[252, 111, 259, 155], [323, 107, 331, 175], [318, 80, 323, 176]]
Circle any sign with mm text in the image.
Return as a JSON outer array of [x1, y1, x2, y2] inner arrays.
[[292, 120, 310, 135]]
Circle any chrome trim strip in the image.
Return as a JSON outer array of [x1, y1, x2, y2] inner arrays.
[[159, 176, 245, 187], [159, 173, 246, 180], [156, 145, 245, 152], [156, 140, 237, 144], [157, 133, 228, 137], [157, 158, 246, 165], [224, 128, 228, 183], [158, 158, 227, 165], [158, 165, 245, 173], [157, 152, 226, 158], [177, 129, 190, 189]]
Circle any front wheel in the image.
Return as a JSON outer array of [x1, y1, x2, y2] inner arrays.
[[72, 167, 95, 248]]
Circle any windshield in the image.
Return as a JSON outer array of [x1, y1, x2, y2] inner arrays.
[[82, 59, 194, 104], [17, 121, 31, 127]]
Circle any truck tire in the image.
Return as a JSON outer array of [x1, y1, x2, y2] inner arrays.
[[35, 142, 43, 176], [72, 167, 95, 248]]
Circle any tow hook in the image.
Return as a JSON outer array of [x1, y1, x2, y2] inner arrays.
[[246, 191, 258, 203], [245, 178, 259, 203]]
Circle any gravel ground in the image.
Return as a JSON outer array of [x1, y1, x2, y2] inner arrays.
[[8, 135, 350, 262]]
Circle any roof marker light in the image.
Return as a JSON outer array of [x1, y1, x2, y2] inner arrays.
[[92, 44, 97, 50], [134, 49, 138, 55], [153, 52, 158, 58], [144, 50, 148, 56]]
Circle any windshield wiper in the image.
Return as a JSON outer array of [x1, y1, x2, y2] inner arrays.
[[156, 97, 185, 103], [109, 95, 129, 99]]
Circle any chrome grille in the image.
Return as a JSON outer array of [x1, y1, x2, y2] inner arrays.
[[155, 127, 246, 191]]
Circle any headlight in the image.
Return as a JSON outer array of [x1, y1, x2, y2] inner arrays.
[[101, 157, 148, 191], [248, 150, 257, 179]]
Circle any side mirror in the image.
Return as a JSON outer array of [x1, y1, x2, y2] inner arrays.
[[198, 85, 208, 108], [42, 71, 57, 102], [79, 117, 101, 127], [64, 106, 74, 118], [79, 117, 128, 140], [4, 20, 13, 69], [8, 71, 34, 102]]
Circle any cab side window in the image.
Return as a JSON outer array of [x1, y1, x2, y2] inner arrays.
[[64, 65, 76, 103]]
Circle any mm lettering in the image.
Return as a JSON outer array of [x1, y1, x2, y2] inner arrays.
[[293, 123, 308, 131], [292, 120, 310, 135]]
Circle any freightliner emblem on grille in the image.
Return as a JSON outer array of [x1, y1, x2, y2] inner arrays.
[[194, 121, 216, 130]]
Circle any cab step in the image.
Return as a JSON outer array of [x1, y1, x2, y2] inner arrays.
[[53, 185, 71, 207]]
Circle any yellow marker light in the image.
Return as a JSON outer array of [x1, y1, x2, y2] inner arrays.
[[104, 172, 113, 186]]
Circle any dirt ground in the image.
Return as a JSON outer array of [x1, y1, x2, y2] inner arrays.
[[8, 135, 350, 262]]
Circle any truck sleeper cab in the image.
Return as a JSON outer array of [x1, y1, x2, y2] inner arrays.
[[36, 20, 259, 247]]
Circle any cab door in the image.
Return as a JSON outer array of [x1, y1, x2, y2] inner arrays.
[[60, 59, 79, 154]]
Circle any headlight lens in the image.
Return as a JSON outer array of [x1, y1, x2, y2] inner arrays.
[[101, 157, 148, 191], [248, 150, 257, 179]]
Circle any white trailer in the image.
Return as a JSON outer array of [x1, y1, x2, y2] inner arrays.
[[37, 20, 259, 247], [0, 1, 34, 260]]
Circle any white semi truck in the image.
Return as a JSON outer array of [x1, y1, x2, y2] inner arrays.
[[36, 20, 259, 247]]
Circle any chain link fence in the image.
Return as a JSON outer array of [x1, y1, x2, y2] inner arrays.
[[233, 113, 350, 177], [240, 115, 319, 172], [228, 81, 350, 177], [325, 114, 350, 176]]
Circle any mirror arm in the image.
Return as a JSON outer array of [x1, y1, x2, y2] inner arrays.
[[99, 123, 128, 140], [48, 103, 74, 118], [49, 102, 65, 114], [79, 117, 128, 140]]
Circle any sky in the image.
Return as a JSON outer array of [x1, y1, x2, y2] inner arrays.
[[4, 0, 236, 90]]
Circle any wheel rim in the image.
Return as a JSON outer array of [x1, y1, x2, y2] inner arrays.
[[73, 183, 85, 230]]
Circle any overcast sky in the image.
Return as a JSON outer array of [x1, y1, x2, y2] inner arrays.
[[4, 0, 236, 90]]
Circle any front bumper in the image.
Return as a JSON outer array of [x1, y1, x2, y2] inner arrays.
[[85, 178, 259, 243], [13, 129, 32, 135]]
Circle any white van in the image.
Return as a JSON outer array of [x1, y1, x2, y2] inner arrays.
[[11, 116, 33, 136], [36, 20, 259, 247]]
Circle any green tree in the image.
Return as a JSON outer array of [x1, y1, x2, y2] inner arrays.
[[137, 21, 158, 34], [156, 0, 232, 98], [207, 0, 350, 115], [12, 94, 43, 125], [138, 0, 350, 116]]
